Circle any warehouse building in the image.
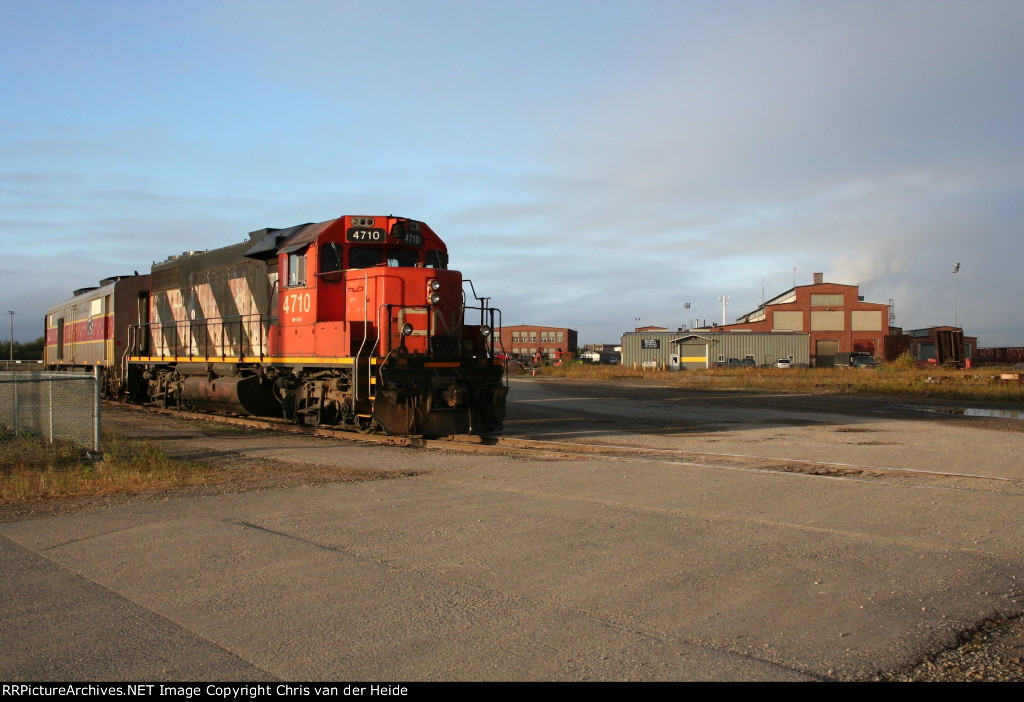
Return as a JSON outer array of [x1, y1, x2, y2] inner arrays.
[[890, 326, 978, 364], [621, 331, 809, 370], [716, 273, 889, 367]]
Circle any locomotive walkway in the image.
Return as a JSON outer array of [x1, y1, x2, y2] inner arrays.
[[2, 377, 1023, 680]]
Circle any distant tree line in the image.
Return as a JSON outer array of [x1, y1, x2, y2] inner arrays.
[[5, 336, 45, 361]]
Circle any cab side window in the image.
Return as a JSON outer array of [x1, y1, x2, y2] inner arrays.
[[288, 252, 307, 287], [320, 243, 342, 273]]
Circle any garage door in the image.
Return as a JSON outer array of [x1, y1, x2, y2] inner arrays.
[[815, 339, 839, 368]]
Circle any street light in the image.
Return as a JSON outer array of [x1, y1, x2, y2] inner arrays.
[[953, 263, 960, 329]]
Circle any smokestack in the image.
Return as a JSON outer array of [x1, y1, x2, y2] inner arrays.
[[813, 272, 823, 285]]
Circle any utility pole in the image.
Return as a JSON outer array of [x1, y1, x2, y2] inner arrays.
[[7, 311, 13, 363]]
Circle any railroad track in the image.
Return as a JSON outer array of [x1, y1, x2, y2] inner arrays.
[[115, 402, 1024, 497]]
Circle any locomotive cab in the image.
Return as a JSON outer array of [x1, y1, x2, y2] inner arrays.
[[266, 216, 506, 435]]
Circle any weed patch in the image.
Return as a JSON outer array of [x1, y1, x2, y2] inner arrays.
[[0, 431, 223, 503], [542, 364, 1024, 404]]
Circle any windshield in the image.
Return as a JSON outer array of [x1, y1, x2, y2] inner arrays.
[[387, 250, 419, 267]]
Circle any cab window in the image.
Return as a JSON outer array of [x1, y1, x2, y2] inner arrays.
[[387, 250, 419, 267], [349, 247, 383, 269], [287, 252, 307, 287], [320, 243, 342, 273], [425, 250, 448, 269]]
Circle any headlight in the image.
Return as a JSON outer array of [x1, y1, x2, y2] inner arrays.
[[429, 279, 441, 291], [428, 291, 441, 305], [401, 323, 414, 336], [480, 325, 492, 338]]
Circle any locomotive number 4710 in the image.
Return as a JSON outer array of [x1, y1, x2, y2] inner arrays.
[[283, 291, 311, 314], [347, 228, 386, 242]]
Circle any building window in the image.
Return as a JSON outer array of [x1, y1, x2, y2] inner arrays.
[[530, 332, 537, 342], [556, 331, 564, 342], [811, 294, 845, 307], [851, 310, 882, 331], [810, 310, 844, 331]]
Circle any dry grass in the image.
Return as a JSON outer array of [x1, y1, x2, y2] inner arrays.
[[543, 362, 1024, 404], [0, 430, 226, 503]]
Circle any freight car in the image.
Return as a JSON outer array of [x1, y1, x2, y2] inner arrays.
[[44, 215, 507, 436]]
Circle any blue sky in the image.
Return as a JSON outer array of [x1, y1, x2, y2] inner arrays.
[[2, 0, 1022, 346]]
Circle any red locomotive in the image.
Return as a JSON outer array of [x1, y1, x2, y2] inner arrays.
[[44, 215, 507, 436]]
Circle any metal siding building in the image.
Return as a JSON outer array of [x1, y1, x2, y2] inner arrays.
[[621, 332, 810, 369]]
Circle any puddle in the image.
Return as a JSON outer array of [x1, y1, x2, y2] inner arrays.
[[923, 406, 1024, 420]]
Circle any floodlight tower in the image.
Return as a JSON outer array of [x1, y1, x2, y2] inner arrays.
[[953, 263, 960, 329]]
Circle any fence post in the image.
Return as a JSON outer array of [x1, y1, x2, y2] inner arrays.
[[48, 377, 54, 443], [93, 366, 101, 452], [12, 371, 18, 435]]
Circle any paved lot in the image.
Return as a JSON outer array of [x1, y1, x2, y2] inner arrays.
[[2, 377, 1022, 680]]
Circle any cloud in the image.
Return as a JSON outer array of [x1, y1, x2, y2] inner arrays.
[[1, 1, 1022, 347]]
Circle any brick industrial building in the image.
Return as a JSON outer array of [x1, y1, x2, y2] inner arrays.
[[499, 325, 578, 361], [716, 273, 890, 367]]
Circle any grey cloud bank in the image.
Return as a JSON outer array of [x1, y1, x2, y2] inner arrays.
[[1, 1, 1021, 346]]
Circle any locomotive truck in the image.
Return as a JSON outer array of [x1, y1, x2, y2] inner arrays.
[[44, 215, 507, 436]]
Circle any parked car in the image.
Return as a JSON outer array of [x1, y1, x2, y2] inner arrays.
[[776, 359, 792, 369], [850, 355, 878, 369]]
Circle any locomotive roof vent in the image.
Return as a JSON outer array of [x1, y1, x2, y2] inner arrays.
[[73, 286, 98, 297]]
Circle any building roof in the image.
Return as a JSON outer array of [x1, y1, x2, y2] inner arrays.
[[731, 280, 883, 325], [504, 324, 576, 331]]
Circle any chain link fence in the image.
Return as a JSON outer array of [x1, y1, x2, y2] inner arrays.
[[0, 370, 101, 451]]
